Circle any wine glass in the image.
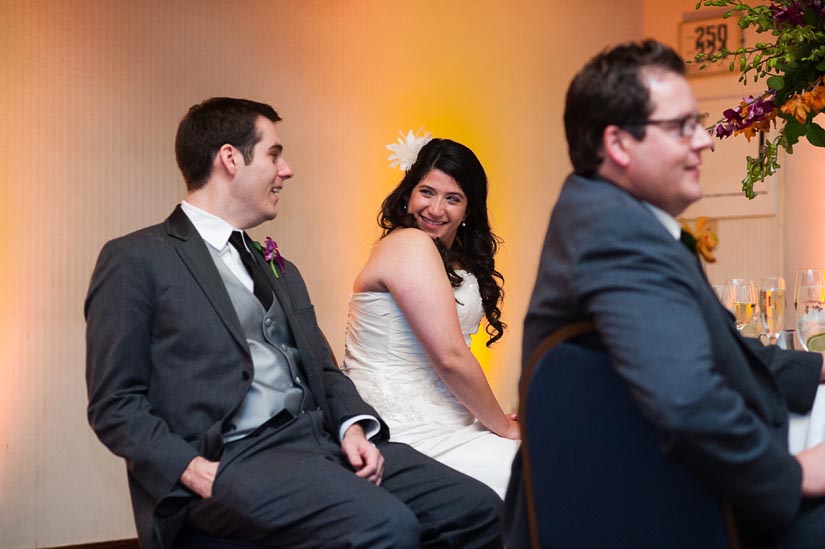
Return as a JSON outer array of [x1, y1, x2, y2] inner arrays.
[[712, 283, 734, 312], [759, 277, 786, 343], [795, 269, 825, 351], [795, 269, 825, 311], [724, 278, 757, 334]]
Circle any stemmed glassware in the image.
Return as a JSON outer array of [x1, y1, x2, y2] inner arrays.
[[712, 284, 733, 312], [724, 278, 758, 334], [759, 277, 786, 343], [795, 269, 825, 351]]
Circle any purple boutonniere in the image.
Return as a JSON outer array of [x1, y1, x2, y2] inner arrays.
[[251, 237, 285, 279]]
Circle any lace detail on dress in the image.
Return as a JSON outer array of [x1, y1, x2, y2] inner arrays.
[[341, 269, 519, 498], [343, 270, 483, 427], [354, 370, 458, 425]]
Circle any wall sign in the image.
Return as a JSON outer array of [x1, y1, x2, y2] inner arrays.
[[680, 16, 743, 77]]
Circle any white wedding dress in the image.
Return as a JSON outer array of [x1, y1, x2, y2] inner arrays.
[[342, 270, 519, 498]]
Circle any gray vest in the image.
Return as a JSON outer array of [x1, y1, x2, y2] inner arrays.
[[208, 246, 311, 442]]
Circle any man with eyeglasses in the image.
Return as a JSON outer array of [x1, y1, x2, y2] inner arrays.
[[507, 40, 825, 547]]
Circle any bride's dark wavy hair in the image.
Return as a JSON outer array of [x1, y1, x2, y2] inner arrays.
[[378, 138, 506, 346]]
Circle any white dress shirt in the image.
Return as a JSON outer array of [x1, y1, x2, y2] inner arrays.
[[642, 202, 681, 241]]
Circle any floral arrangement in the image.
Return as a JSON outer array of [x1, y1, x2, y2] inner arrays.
[[251, 237, 285, 279], [386, 128, 432, 171], [679, 216, 720, 262], [694, 0, 825, 198]]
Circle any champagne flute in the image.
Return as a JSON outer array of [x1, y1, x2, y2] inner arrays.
[[795, 269, 825, 351], [759, 277, 786, 343], [794, 269, 825, 310], [712, 283, 734, 312], [725, 278, 758, 333]]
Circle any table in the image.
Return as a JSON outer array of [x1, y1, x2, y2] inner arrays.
[[789, 385, 825, 454]]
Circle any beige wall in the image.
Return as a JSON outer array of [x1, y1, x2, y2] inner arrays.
[[0, 0, 643, 546]]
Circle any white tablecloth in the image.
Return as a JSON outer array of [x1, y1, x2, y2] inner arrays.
[[789, 385, 825, 454]]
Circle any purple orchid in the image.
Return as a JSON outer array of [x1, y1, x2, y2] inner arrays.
[[715, 92, 778, 138], [715, 123, 734, 138], [262, 237, 285, 278], [770, 1, 806, 28], [749, 93, 777, 119], [770, 0, 825, 28]]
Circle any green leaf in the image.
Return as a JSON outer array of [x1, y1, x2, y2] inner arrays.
[[806, 123, 825, 147], [766, 75, 785, 90], [817, 60, 825, 72], [785, 117, 806, 146]]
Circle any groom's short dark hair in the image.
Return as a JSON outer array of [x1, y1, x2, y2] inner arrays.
[[175, 97, 282, 191], [564, 40, 685, 177]]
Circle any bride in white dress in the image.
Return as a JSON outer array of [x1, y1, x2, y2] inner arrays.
[[342, 137, 520, 498]]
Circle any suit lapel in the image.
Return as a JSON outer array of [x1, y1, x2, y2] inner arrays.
[[166, 206, 249, 352], [246, 242, 293, 314], [677, 234, 777, 383], [247, 240, 308, 346], [250, 247, 323, 390]]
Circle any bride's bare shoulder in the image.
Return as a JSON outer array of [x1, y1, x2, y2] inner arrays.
[[377, 227, 436, 255]]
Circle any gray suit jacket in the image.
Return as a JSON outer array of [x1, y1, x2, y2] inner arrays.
[[85, 206, 387, 547], [522, 174, 821, 529]]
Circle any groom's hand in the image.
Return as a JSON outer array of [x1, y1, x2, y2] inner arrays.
[[180, 456, 219, 498], [342, 423, 384, 486]]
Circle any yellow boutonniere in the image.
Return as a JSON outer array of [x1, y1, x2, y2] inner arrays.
[[679, 216, 719, 263]]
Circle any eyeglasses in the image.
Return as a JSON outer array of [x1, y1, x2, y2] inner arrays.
[[624, 113, 710, 139]]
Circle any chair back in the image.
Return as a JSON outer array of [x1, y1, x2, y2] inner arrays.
[[518, 321, 736, 549]]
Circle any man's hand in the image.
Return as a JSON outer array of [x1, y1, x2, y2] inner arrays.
[[180, 456, 219, 498], [341, 423, 384, 486], [798, 443, 825, 497]]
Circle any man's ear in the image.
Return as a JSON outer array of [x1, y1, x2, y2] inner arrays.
[[217, 144, 240, 176], [602, 125, 632, 169]]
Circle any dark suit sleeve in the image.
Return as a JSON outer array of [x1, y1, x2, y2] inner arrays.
[[741, 337, 821, 414], [574, 219, 804, 528], [280, 261, 390, 442], [85, 238, 199, 502]]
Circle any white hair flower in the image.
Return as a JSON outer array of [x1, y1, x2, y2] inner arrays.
[[386, 128, 432, 171]]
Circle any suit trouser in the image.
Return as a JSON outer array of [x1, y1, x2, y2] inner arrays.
[[779, 497, 825, 549], [736, 495, 825, 549], [184, 410, 502, 548]]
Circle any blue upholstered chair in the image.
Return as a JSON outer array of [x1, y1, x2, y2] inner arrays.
[[516, 321, 739, 549]]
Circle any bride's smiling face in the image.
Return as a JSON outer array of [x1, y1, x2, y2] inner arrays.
[[406, 169, 467, 248]]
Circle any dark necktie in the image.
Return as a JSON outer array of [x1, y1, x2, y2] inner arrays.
[[679, 230, 697, 254], [679, 230, 711, 285], [228, 231, 274, 310]]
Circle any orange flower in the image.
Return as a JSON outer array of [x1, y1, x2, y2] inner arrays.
[[802, 83, 825, 113], [730, 101, 778, 141], [781, 94, 811, 124], [735, 124, 760, 141], [679, 216, 719, 263]]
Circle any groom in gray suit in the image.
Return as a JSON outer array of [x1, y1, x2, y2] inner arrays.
[[85, 97, 501, 548], [508, 41, 825, 547]]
